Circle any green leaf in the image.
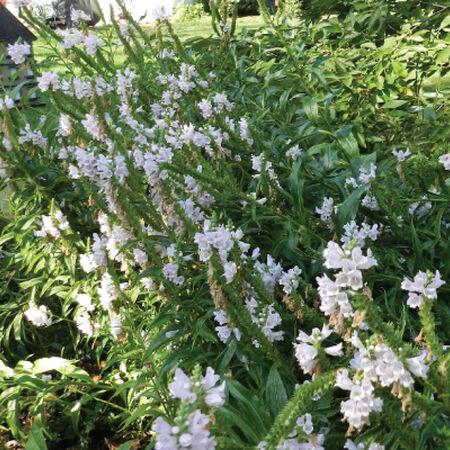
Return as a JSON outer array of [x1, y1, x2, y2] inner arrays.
[[382, 100, 409, 109], [217, 340, 237, 372], [265, 365, 288, 417], [117, 441, 135, 450], [335, 125, 359, 159], [25, 424, 47, 450], [335, 186, 366, 233], [220, 406, 262, 444], [32, 357, 91, 382], [302, 96, 319, 122], [7, 396, 24, 441]]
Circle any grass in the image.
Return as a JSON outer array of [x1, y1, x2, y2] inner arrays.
[[33, 15, 266, 72]]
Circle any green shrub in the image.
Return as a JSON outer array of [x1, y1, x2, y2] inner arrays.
[[0, 1, 448, 449], [173, 3, 206, 22]]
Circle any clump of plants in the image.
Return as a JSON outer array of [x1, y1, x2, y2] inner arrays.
[[173, 3, 206, 23], [0, 0, 449, 448]]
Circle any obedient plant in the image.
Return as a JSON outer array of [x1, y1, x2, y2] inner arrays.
[[0, 1, 448, 448]]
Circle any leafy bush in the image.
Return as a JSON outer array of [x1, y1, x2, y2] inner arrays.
[[0, 1, 449, 449], [173, 3, 206, 22]]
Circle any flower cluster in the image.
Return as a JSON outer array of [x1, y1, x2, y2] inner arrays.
[[401, 270, 445, 309], [336, 330, 427, 431], [294, 325, 343, 374], [7, 42, 31, 64], [168, 367, 225, 408], [24, 302, 51, 327], [317, 241, 377, 325], [34, 210, 69, 240]]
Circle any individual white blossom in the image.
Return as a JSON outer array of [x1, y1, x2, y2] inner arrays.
[[345, 439, 385, 450], [438, 153, 450, 170], [110, 315, 123, 338], [75, 293, 95, 312], [392, 148, 411, 162], [97, 273, 120, 311], [75, 314, 94, 337], [198, 99, 213, 119], [246, 298, 284, 343], [406, 352, 429, 378], [286, 144, 302, 160]]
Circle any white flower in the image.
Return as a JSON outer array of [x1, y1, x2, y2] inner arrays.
[[37, 71, 60, 92], [202, 367, 226, 407], [286, 144, 302, 160], [358, 163, 377, 185], [80, 253, 96, 273], [223, 261, 237, 284], [294, 342, 318, 373], [75, 314, 94, 337], [133, 248, 148, 266], [361, 195, 379, 211], [198, 99, 213, 119], [152, 6, 170, 21], [401, 270, 445, 308], [316, 197, 334, 224], [279, 266, 302, 295], [169, 368, 196, 403], [24, 303, 51, 327], [7, 42, 31, 64], [406, 352, 429, 378], [168, 367, 225, 407], [70, 8, 91, 23], [110, 315, 122, 338], [392, 148, 411, 162], [324, 343, 343, 356], [297, 413, 314, 435], [438, 153, 450, 170], [336, 369, 354, 391], [163, 263, 185, 286], [152, 410, 216, 450], [75, 293, 94, 312], [323, 242, 346, 269], [83, 34, 104, 55]]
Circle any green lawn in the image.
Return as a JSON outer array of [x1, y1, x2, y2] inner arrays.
[[33, 15, 266, 72]]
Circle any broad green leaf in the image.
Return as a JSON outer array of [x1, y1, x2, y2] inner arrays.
[[266, 365, 288, 417], [335, 125, 359, 159], [382, 100, 409, 109], [25, 424, 47, 450], [302, 96, 319, 121]]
